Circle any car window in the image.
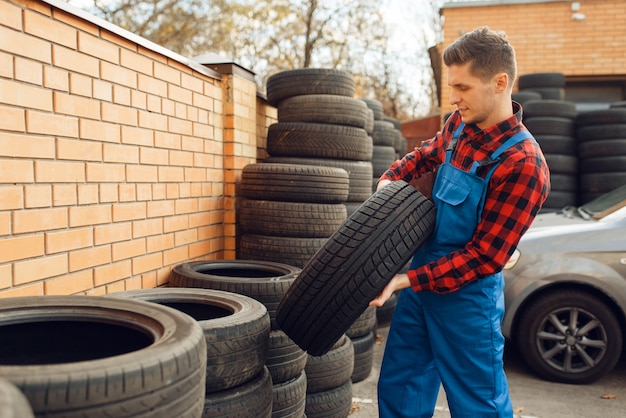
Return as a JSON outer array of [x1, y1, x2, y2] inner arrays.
[[580, 185, 626, 219]]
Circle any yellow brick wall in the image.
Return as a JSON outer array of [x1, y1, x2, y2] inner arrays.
[[0, 0, 271, 297], [440, 0, 626, 115]]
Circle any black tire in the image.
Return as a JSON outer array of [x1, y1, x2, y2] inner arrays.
[[361, 98, 383, 120], [203, 367, 273, 418], [549, 174, 578, 192], [544, 153, 578, 175], [0, 296, 206, 418], [272, 371, 307, 418], [524, 116, 574, 137], [108, 287, 270, 393], [580, 156, 626, 173], [383, 116, 402, 130], [578, 138, 626, 159], [516, 289, 623, 384], [239, 234, 327, 269], [238, 199, 347, 238], [543, 190, 578, 209], [264, 157, 373, 203], [371, 120, 397, 146], [580, 172, 626, 194], [267, 330, 308, 384], [346, 305, 377, 339], [394, 134, 408, 156], [276, 180, 436, 356], [525, 87, 565, 100], [241, 163, 349, 204], [277, 94, 369, 128], [534, 135, 577, 155], [267, 122, 372, 161], [343, 201, 364, 217], [304, 379, 352, 418], [576, 124, 626, 142], [305, 335, 354, 393], [371, 145, 397, 177], [512, 90, 542, 105], [522, 99, 577, 119], [576, 108, 626, 126], [266, 68, 355, 107], [0, 378, 34, 418], [365, 109, 374, 134], [518, 72, 566, 89], [170, 260, 300, 330], [351, 331, 375, 383]]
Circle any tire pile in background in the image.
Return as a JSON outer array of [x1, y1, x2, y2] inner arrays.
[[515, 72, 626, 210]]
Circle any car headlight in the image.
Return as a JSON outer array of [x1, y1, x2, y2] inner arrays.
[[504, 249, 520, 270]]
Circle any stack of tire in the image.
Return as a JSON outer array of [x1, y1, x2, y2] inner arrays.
[[575, 107, 626, 203], [238, 162, 349, 268], [362, 98, 397, 193], [262, 67, 374, 236], [303, 334, 355, 418], [522, 99, 579, 210], [517, 72, 566, 101], [169, 260, 308, 418], [383, 115, 408, 159], [107, 287, 273, 418]]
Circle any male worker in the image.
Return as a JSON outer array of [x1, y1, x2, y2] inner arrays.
[[370, 27, 550, 417]]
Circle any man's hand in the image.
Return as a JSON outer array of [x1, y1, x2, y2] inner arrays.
[[376, 179, 392, 192], [369, 273, 410, 307]]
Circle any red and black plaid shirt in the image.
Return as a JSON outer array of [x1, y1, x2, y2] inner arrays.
[[380, 103, 550, 293]]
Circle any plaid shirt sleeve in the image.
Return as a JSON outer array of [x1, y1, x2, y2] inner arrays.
[[379, 111, 551, 294], [410, 143, 550, 293]]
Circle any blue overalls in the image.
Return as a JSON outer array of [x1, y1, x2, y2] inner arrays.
[[378, 124, 533, 418]]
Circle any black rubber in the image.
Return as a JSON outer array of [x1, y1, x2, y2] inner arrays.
[[238, 199, 347, 238], [202, 367, 273, 418], [277, 94, 369, 128], [305, 335, 354, 393], [351, 331, 376, 383], [267, 122, 372, 161], [518, 72, 566, 89], [239, 234, 328, 269], [0, 296, 206, 418], [360, 98, 384, 120], [264, 156, 374, 202], [266, 330, 308, 385], [240, 163, 349, 204], [169, 259, 300, 330], [276, 180, 436, 356], [522, 99, 577, 119], [271, 371, 307, 418], [304, 379, 353, 418], [108, 287, 270, 393], [266, 68, 355, 106]]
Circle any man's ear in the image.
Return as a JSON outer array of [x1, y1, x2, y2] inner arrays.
[[494, 72, 509, 93]]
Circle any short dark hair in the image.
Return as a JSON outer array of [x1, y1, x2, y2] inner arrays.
[[443, 27, 517, 85]]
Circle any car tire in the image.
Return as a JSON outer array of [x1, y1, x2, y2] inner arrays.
[[202, 367, 273, 418], [170, 259, 300, 330], [516, 288, 623, 384], [0, 296, 206, 417], [276, 180, 435, 356], [266, 68, 355, 106], [108, 287, 270, 393]]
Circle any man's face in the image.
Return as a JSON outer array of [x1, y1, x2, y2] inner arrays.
[[447, 62, 498, 130]]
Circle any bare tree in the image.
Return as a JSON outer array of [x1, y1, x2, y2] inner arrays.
[[77, 0, 444, 119]]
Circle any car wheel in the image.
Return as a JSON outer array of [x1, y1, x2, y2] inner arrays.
[[516, 288, 623, 384]]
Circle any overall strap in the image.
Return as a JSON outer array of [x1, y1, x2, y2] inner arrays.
[[444, 122, 465, 163], [470, 130, 534, 174]]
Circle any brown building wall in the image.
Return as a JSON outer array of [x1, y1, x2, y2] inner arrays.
[[0, 0, 276, 297], [440, 0, 626, 115]]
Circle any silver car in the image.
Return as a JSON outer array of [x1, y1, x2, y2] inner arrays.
[[502, 185, 626, 384]]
